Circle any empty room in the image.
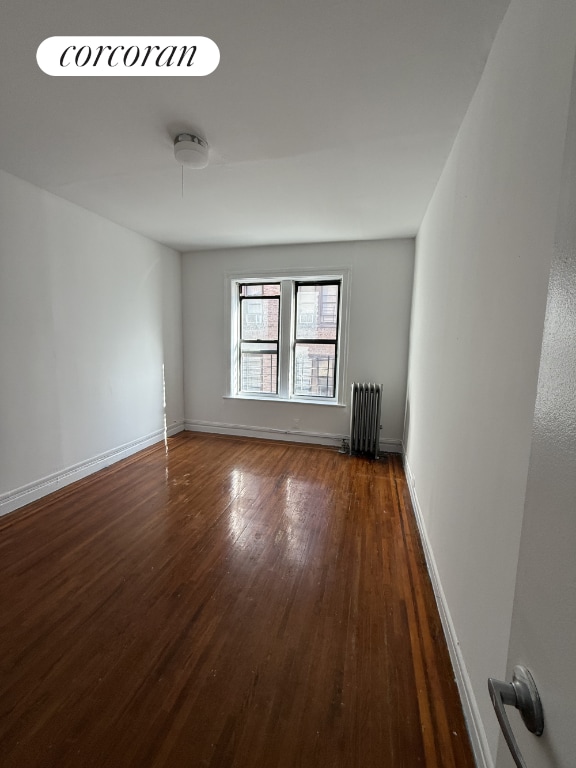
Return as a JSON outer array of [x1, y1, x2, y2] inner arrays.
[[1, 1, 575, 767]]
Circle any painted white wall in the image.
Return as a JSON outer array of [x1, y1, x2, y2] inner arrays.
[[498, 47, 576, 768], [0, 169, 184, 513], [404, 0, 576, 763], [182, 240, 414, 447]]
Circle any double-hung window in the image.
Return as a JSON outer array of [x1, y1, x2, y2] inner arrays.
[[293, 282, 340, 399], [238, 283, 281, 394], [231, 275, 345, 403]]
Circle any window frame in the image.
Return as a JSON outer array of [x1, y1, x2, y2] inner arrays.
[[292, 281, 341, 400], [227, 269, 350, 406], [237, 282, 281, 395]]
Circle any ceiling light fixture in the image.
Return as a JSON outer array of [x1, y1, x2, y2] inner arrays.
[[173, 133, 209, 169]]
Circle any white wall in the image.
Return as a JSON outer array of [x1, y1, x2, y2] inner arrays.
[[499, 48, 576, 768], [182, 240, 414, 448], [0, 169, 184, 514], [404, 0, 576, 764]]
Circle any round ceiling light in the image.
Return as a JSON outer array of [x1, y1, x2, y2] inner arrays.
[[173, 133, 209, 169]]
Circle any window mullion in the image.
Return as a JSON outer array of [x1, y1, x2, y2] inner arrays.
[[277, 280, 292, 398]]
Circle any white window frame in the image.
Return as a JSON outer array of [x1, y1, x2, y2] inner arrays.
[[225, 268, 350, 406]]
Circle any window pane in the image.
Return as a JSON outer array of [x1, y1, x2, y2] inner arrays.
[[241, 297, 279, 340], [293, 343, 336, 398], [240, 342, 278, 393], [295, 284, 339, 340], [240, 283, 281, 297]]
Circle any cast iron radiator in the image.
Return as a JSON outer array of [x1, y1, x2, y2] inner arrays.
[[349, 382, 382, 459]]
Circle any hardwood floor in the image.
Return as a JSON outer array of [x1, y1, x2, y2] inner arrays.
[[0, 433, 475, 767]]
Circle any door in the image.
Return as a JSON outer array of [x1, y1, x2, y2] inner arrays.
[[495, 50, 576, 768]]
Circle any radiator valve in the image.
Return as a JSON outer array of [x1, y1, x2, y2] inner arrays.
[[340, 438, 350, 454]]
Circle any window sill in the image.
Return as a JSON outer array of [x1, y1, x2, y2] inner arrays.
[[223, 394, 346, 407]]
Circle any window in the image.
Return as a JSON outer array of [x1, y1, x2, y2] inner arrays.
[[231, 275, 345, 403], [238, 283, 280, 394], [293, 283, 339, 399]]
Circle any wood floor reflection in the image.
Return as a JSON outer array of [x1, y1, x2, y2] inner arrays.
[[0, 433, 474, 767]]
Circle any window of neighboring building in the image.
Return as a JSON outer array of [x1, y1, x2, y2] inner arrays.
[[230, 274, 346, 404]]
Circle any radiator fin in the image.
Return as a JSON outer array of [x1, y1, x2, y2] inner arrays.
[[350, 382, 382, 459]]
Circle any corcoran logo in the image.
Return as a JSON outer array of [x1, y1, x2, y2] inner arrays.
[[37, 36, 220, 76]]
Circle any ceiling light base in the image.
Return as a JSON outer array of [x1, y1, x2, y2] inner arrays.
[[174, 133, 209, 169]]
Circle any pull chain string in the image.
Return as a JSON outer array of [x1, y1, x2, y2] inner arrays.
[[181, 165, 184, 198]]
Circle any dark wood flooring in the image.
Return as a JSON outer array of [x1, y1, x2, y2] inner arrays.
[[0, 432, 474, 767]]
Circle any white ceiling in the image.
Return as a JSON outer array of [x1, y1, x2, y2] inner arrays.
[[0, 0, 509, 252]]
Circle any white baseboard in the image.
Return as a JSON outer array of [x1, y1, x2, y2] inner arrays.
[[403, 456, 493, 768], [184, 419, 403, 453], [0, 421, 185, 518]]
